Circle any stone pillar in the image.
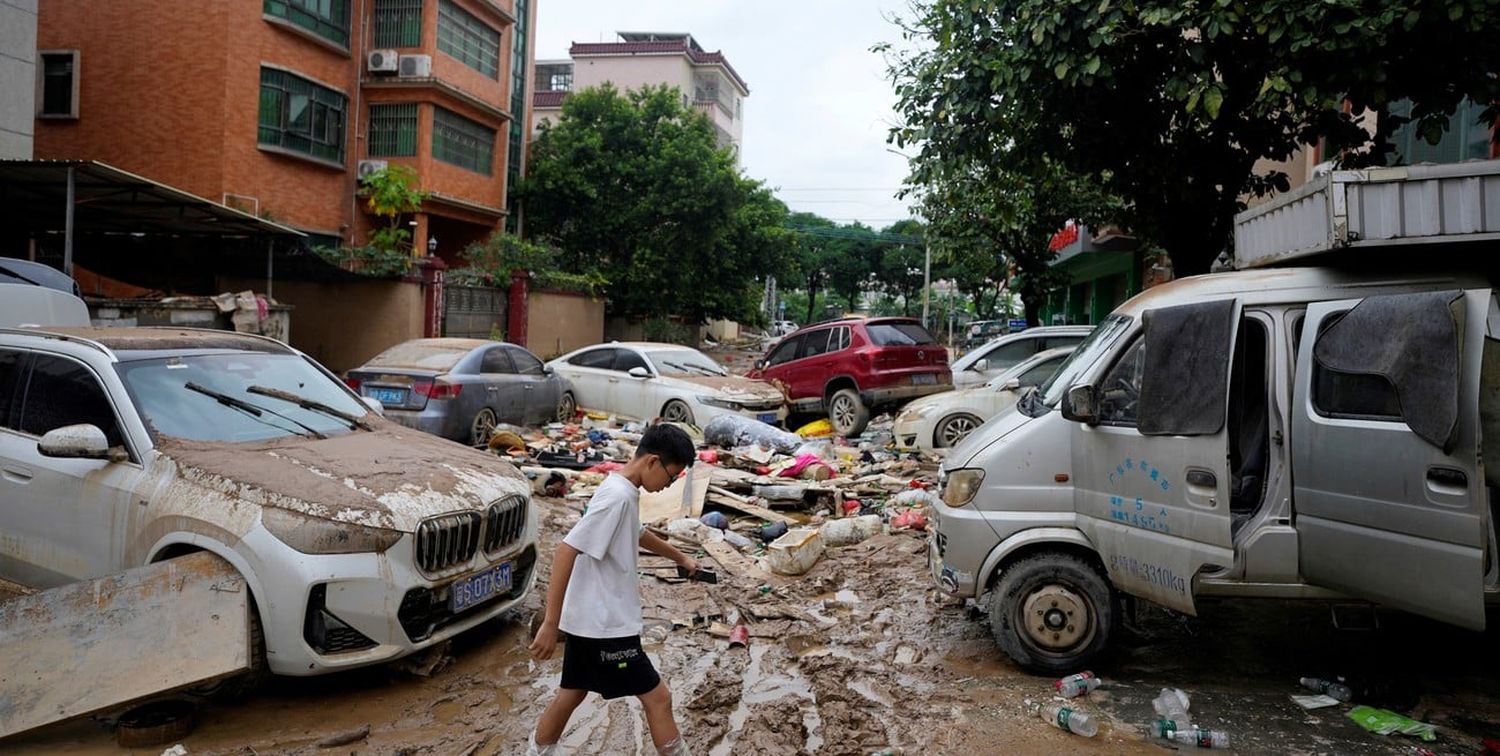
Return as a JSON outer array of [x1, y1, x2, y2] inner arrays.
[[508, 270, 530, 346]]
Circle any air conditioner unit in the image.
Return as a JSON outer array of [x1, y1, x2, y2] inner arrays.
[[367, 49, 399, 74], [398, 54, 432, 78], [357, 160, 389, 179]]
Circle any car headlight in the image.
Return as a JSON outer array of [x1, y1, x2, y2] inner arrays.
[[941, 468, 986, 508], [697, 394, 742, 410], [262, 507, 404, 554]]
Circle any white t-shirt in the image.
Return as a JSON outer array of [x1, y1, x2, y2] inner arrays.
[[559, 473, 643, 639]]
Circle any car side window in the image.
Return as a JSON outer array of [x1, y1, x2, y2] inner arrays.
[[766, 335, 804, 367], [569, 348, 617, 369], [19, 354, 126, 447], [1043, 336, 1085, 351], [509, 348, 545, 375], [480, 348, 515, 374], [981, 339, 1036, 370], [1310, 313, 1401, 420], [0, 349, 26, 430], [1017, 356, 1065, 388], [832, 326, 851, 351], [1098, 339, 1145, 426], [614, 350, 649, 374], [800, 330, 833, 359]]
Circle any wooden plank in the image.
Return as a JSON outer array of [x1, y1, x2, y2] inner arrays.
[[639, 464, 714, 524], [0, 552, 250, 739], [702, 541, 777, 585], [706, 489, 796, 525]]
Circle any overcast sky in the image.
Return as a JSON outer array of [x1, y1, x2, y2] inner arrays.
[[533, 1, 919, 230]]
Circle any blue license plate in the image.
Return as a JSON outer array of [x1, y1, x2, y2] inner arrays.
[[912, 374, 938, 385], [757, 413, 777, 424], [449, 561, 512, 613], [369, 387, 406, 404]]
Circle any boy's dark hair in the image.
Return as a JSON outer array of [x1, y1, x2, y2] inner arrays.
[[636, 423, 696, 468]]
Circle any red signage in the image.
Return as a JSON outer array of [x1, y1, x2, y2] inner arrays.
[[1048, 223, 1080, 252]]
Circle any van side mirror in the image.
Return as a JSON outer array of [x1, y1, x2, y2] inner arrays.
[[1062, 385, 1099, 424], [38, 424, 126, 462]]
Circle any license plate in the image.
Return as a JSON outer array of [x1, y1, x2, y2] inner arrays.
[[369, 387, 406, 404], [912, 374, 937, 385], [449, 561, 512, 613], [757, 413, 777, 424]]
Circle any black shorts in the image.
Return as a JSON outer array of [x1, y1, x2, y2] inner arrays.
[[560, 633, 660, 700]]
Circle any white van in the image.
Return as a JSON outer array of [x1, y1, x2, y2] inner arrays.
[[931, 268, 1500, 672]]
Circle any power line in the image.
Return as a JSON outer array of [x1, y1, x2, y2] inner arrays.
[[784, 224, 922, 245]]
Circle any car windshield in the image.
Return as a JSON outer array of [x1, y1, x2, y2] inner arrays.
[[366, 342, 471, 371], [116, 352, 370, 443], [1035, 315, 1133, 411], [648, 350, 728, 377], [867, 322, 938, 346]]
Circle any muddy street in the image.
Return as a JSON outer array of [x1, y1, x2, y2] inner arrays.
[[9, 484, 1500, 754]]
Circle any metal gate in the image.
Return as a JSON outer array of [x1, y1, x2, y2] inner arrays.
[[443, 285, 507, 339]]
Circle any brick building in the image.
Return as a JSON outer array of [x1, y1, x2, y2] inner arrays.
[[33, 0, 536, 260]]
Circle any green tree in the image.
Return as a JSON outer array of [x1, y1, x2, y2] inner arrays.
[[521, 84, 793, 322], [359, 165, 428, 255], [886, 0, 1500, 275]]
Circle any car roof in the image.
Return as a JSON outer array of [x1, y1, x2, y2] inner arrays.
[[386, 337, 498, 351], [6, 326, 292, 356], [1115, 268, 1489, 316], [597, 342, 702, 351]]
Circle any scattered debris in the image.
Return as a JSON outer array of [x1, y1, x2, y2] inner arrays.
[[766, 528, 824, 576], [1347, 706, 1438, 742], [317, 725, 372, 748]]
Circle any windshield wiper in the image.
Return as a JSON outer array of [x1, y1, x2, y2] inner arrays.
[[248, 385, 372, 431], [184, 382, 325, 439]]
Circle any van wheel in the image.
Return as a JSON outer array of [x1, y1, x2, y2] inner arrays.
[[990, 552, 1113, 674], [469, 408, 498, 447], [827, 389, 870, 437], [934, 413, 982, 448]]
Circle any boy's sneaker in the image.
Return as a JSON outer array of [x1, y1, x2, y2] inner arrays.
[[528, 732, 557, 756], [656, 737, 691, 756]]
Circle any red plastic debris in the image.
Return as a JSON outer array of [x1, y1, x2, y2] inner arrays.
[[698, 450, 719, 464], [908, 480, 930, 490], [729, 624, 749, 648], [891, 510, 928, 531], [842, 499, 862, 516]]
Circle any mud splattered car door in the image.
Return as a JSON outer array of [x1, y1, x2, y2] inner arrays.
[[1069, 300, 1240, 614], [1292, 290, 1488, 629]]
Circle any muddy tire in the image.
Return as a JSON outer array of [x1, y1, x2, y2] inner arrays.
[[827, 388, 870, 437], [990, 552, 1113, 674], [934, 413, 982, 448], [661, 399, 695, 425], [556, 392, 577, 423], [469, 407, 497, 447]]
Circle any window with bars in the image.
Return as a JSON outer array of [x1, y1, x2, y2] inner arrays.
[[258, 67, 347, 164], [506, 0, 529, 231], [373, 0, 423, 47], [433, 107, 494, 174], [437, 0, 500, 78], [368, 103, 418, 157], [263, 0, 350, 47]]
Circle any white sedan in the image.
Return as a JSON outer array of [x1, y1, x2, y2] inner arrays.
[[895, 347, 1075, 450], [546, 342, 787, 427]]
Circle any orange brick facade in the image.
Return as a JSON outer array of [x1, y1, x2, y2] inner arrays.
[[35, 0, 532, 256]]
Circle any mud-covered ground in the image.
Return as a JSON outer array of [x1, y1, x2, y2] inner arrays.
[[12, 491, 1500, 755]]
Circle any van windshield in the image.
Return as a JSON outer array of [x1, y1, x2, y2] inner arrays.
[[1036, 315, 1133, 411]]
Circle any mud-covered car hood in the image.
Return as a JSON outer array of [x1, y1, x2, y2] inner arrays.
[[157, 418, 530, 531], [668, 375, 785, 403]]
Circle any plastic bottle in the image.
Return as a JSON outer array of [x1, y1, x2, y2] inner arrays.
[[1152, 688, 1192, 730], [1040, 703, 1098, 737], [1153, 719, 1183, 739], [1055, 672, 1101, 698], [1169, 728, 1231, 749], [1299, 677, 1353, 702]]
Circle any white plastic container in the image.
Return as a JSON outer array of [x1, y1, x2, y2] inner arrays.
[[820, 515, 883, 546], [765, 527, 824, 575]]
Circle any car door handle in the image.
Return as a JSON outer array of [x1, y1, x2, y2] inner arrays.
[[524, 385, 534, 390], [2, 466, 33, 483], [1186, 470, 1216, 488], [1427, 466, 1468, 492]]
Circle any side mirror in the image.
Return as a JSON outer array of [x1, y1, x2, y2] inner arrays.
[[974, 359, 991, 373], [37, 424, 123, 461], [542, 364, 555, 375], [1002, 378, 1022, 391], [754, 359, 768, 371], [628, 366, 651, 379], [1062, 385, 1099, 424], [360, 396, 385, 416]]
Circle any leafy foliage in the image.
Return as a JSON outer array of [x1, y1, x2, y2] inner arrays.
[[358, 165, 428, 256], [450, 232, 608, 295], [886, 0, 1500, 274], [310, 244, 414, 277], [521, 84, 794, 323]]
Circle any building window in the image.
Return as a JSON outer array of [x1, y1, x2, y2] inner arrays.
[[437, 0, 500, 78], [373, 0, 423, 48], [433, 107, 494, 174], [1386, 98, 1493, 166], [37, 51, 79, 119], [368, 103, 418, 157], [548, 72, 571, 91], [506, 0, 530, 231], [263, 0, 350, 48], [258, 67, 347, 164]]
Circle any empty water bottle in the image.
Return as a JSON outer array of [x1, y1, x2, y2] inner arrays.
[[1040, 703, 1098, 737], [1055, 672, 1101, 698], [1299, 677, 1353, 702], [1152, 688, 1192, 729], [1153, 719, 1184, 738], [1169, 728, 1231, 749]]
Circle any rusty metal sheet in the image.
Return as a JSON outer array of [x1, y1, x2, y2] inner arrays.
[[0, 552, 249, 739]]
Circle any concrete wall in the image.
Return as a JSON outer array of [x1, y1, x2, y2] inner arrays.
[[572, 54, 694, 96], [219, 276, 424, 373], [527, 289, 603, 359], [0, 0, 36, 159]]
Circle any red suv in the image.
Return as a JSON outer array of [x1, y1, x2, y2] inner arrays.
[[749, 317, 951, 436]]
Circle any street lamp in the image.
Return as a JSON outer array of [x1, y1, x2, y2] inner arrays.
[[427, 235, 438, 255]]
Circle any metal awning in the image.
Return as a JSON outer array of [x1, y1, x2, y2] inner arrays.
[[0, 160, 305, 238]]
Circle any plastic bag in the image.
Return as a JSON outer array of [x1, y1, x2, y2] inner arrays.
[[822, 515, 882, 546], [667, 518, 724, 544], [795, 418, 835, 438], [703, 414, 803, 453], [1347, 706, 1437, 742], [889, 489, 942, 509]]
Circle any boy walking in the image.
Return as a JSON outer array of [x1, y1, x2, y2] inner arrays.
[[528, 424, 699, 755]]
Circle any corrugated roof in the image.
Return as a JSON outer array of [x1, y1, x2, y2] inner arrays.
[[533, 91, 567, 108]]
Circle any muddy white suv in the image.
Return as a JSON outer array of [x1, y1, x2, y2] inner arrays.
[[0, 287, 537, 676]]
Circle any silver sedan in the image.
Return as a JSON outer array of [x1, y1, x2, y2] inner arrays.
[[347, 339, 576, 445]]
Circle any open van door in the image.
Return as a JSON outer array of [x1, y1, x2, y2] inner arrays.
[[1292, 290, 1488, 629]]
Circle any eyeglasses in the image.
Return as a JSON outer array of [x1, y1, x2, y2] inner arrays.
[[655, 458, 684, 484]]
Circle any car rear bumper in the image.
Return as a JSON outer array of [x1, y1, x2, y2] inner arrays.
[[863, 382, 950, 409], [384, 407, 462, 441]]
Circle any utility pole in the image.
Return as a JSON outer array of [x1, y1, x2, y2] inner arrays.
[[921, 240, 931, 328]]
